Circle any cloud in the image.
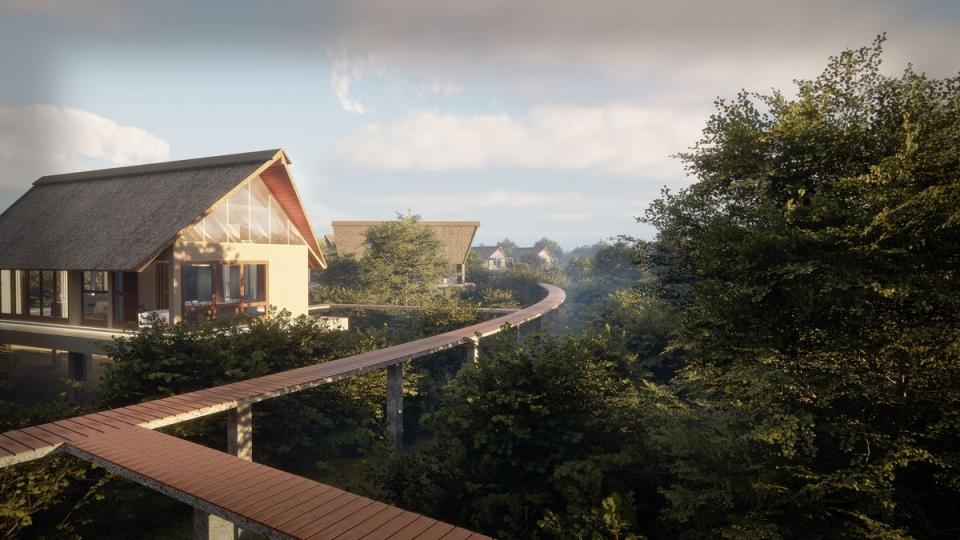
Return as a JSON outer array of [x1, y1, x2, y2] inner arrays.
[[330, 51, 368, 114], [374, 190, 585, 210], [418, 79, 463, 96], [335, 104, 704, 177], [0, 104, 170, 189]]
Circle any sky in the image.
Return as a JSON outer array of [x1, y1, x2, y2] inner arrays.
[[1, 1, 959, 249]]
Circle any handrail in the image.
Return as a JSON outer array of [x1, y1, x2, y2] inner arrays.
[[0, 282, 565, 467]]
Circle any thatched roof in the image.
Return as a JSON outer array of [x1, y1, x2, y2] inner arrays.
[[0, 149, 326, 271], [331, 221, 479, 265], [513, 246, 555, 261]]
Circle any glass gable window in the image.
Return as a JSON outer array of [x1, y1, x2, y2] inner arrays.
[[183, 176, 305, 247]]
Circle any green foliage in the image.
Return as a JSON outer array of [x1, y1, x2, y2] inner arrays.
[[359, 215, 450, 304], [100, 310, 392, 465], [533, 237, 565, 262], [100, 310, 372, 405], [641, 36, 960, 538], [498, 237, 518, 255], [377, 335, 657, 539]]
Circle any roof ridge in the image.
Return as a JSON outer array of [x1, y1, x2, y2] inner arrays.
[[33, 149, 283, 186]]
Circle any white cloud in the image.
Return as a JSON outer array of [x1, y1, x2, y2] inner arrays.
[[0, 104, 170, 189], [375, 190, 584, 209], [418, 79, 463, 96], [335, 104, 705, 177], [330, 51, 367, 114]]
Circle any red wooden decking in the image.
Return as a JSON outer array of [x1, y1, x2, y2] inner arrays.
[[66, 426, 487, 539], [0, 282, 565, 537]]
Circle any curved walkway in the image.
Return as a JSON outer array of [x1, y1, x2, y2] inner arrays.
[[0, 282, 566, 539]]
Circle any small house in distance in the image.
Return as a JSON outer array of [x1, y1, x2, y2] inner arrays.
[[512, 246, 558, 268], [470, 245, 509, 270], [330, 220, 479, 284], [0, 149, 326, 332]]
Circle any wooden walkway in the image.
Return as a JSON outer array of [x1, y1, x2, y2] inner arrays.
[[67, 426, 487, 539], [0, 282, 565, 538]]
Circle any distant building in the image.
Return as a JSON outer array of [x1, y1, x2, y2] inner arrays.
[[0, 149, 326, 332], [512, 246, 558, 268], [330, 220, 479, 284], [470, 245, 509, 270]]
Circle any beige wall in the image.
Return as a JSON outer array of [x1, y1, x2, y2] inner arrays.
[[173, 240, 310, 320]]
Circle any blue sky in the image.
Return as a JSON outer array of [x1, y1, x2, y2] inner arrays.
[[1, 0, 959, 248]]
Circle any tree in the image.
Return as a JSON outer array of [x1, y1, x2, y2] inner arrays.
[[377, 335, 656, 539], [360, 215, 450, 305], [533, 237, 564, 261], [641, 36, 960, 537], [498, 237, 518, 256]]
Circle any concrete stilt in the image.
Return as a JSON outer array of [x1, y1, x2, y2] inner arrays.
[[193, 404, 252, 539], [50, 349, 61, 369], [193, 508, 237, 540], [387, 364, 404, 452], [67, 352, 92, 381], [465, 338, 479, 364], [228, 404, 253, 461]]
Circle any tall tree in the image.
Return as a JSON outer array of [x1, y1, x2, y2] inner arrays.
[[497, 237, 518, 256], [360, 215, 450, 305], [642, 36, 960, 538], [533, 237, 564, 260]]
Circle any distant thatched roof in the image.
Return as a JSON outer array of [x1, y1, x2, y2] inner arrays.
[[332, 221, 480, 265], [513, 246, 555, 260], [0, 149, 326, 271], [471, 246, 504, 259]]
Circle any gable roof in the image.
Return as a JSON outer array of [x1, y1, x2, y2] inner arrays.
[[0, 149, 326, 271], [332, 221, 480, 266], [471, 245, 505, 259]]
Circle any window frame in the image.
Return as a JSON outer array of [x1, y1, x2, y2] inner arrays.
[[181, 261, 269, 323], [81, 270, 110, 327], [14, 269, 69, 322]]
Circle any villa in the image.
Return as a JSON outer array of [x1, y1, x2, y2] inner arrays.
[[0, 149, 326, 362], [470, 245, 510, 270]]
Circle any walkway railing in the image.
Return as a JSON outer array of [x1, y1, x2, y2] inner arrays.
[[0, 282, 565, 539]]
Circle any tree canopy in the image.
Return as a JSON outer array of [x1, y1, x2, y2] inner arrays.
[[641, 36, 960, 538]]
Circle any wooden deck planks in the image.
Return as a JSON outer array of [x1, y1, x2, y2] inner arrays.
[[64, 426, 487, 539]]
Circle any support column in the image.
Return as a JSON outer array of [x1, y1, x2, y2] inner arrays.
[[193, 404, 252, 540], [50, 349, 61, 369], [228, 404, 253, 460], [67, 352, 93, 381], [465, 338, 479, 364], [387, 363, 403, 452], [193, 509, 237, 540]]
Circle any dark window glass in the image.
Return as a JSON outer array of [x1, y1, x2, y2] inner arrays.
[[183, 265, 213, 305], [222, 265, 241, 303], [41, 270, 55, 316], [83, 271, 110, 323], [242, 264, 266, 302], [28, 272, 41, 316]]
